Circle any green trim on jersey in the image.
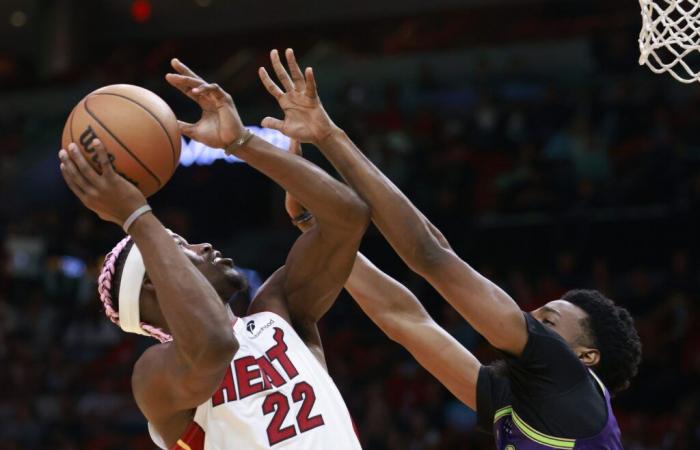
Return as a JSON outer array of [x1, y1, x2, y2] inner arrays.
[[492, 406, 577, 449], [494, 406, 513, 422]]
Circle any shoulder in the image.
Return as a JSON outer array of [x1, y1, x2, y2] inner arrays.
[[476, 362, 511, 433], [132, 344, 172, 406], [247, 267, 291, 322]]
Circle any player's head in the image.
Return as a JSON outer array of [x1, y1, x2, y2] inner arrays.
[[531, 289, 642, 394], [97, 232, 247, 342]]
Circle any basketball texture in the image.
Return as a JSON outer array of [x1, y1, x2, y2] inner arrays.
[[62, 84, 181, 197]]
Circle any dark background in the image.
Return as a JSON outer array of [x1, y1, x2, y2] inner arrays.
[[1, 1, 699, 449]]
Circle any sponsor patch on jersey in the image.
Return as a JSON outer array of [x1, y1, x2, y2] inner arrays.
[[247, 318, 275, 339]]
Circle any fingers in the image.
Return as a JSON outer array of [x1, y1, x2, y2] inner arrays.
[[177, 120, 196, 138], [58, 149, 96, 197], [285, 49, 305, 91], [261, 116, 285, 132], [304, 67, 317, 98], [258, 67, 284, 99], [191, 81, 229, 100], [91, 139, 115, 175], [171, 58, 201, 79], [65, 143, 102, 185], [288, 138, 302, 156], [270, 49, 294, 92], [166, 73, 205, 100], [60, 163, 86, 197]]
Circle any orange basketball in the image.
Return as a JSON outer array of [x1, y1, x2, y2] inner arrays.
[[62, 84, 181, 197]]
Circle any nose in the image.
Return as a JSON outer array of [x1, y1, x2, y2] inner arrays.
[[192, 243, 213, 256]]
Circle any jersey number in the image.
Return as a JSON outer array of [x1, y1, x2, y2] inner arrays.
[[262, 382, 325, 446]]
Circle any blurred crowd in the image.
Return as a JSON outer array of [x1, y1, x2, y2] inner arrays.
[[2, 17, 700, 450]]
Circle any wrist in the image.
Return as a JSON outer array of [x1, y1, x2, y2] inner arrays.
[[314, 125, 344, 147], [122, 204, 153, 234], [224, 128, 254, 155]]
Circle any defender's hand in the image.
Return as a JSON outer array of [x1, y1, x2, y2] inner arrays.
[[259, 49, 337, 145], [166, 58, 245, 148], [59, 140, 147, 226]]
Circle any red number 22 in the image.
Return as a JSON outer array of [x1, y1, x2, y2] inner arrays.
[[262, 382, 325, 446]]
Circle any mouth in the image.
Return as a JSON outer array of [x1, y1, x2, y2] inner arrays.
[[214, 256, 235, 267]]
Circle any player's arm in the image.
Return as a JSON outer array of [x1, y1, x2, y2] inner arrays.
[[166, 60, 370, 347], [285, 178, 480, 408], [58, 141, 238, 424], [258, 49, 527, 356]]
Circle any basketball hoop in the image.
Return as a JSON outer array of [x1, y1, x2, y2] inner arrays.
[[639, 0, 700, 83]]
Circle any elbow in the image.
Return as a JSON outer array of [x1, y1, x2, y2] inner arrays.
[[409, 235, 452, 277], [342, 195, 371, 234]]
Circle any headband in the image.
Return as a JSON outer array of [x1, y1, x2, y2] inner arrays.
[[118, 243, 149, 336]]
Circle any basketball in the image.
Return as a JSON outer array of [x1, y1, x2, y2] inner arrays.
[[61, 84, 181, 197]]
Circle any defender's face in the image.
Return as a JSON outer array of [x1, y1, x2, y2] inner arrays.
[[530, 299, 591, 347], [171, 233, 247, 301]]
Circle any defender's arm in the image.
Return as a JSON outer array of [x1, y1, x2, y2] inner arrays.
[[260, 49, 527, 356]]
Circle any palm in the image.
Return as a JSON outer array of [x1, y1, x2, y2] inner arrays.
[[278, 94, 324, 142], [259, 49, 335, 144], [190, 94, 241, 148]]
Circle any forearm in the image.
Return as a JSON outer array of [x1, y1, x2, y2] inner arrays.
[[345, 253, 430, 341], [128, 213, 236, 364], [233, 136, 369, 230], [317, 130, 526, 352], [316, 129, 446, 272]]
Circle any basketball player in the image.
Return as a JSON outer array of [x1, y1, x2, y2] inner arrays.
[[58, 58, 369, 449], [261, 48, 642, 449]]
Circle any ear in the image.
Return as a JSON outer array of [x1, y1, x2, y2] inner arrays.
[[576, 347, 601, 367]]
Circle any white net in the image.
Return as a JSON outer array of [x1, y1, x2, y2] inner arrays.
[[639, 0, 700, 83]]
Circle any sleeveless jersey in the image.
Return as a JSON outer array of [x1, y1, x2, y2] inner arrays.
[[491, 371, 623, 450], [148, 311, 362, 450]]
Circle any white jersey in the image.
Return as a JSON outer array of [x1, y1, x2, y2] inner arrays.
[[149, 311, 362, 450]]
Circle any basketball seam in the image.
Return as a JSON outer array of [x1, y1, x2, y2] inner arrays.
[[69, 107, 75, 143], [92, 92, 179, 171], [84, 96, 162, 188]]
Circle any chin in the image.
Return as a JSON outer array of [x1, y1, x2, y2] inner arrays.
[[225, 267, 248, 292]]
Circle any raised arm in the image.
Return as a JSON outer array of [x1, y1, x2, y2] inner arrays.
[[58, 141, 238, 430], [285, 175, 481, 408], [166, 60, 369, 357], [259, 49, 527, 356]]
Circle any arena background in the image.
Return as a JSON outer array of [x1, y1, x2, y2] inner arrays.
[[1, 0, 699, 449]]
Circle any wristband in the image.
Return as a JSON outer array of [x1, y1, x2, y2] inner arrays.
[[225, 128, 254, 155], [291, 211, 314, 226], [123, 204, 152, 233]]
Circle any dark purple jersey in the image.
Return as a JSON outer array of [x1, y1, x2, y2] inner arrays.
[[491, 371, 622, 450], [477, 314, 623, 449]]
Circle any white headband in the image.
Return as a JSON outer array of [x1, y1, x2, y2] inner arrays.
[[118, 244, 149, 336]]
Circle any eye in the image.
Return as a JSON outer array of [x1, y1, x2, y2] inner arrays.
[[543, 319, 555, 326]]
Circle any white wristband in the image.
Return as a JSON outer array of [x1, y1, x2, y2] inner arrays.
[[123, 204, 152, 233]]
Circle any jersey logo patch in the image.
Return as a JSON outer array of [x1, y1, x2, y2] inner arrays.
[[246, 320, 256, 334]]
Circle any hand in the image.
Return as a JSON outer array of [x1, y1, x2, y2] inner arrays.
[[59, 140, 147, 226], [259, 49, 337, 145], [165, 58, 245, 148]]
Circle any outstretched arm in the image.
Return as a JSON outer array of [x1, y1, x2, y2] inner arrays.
[[285, 172, 480, 408], [260, 49, 527, 356], [166, 61, 370, 357]]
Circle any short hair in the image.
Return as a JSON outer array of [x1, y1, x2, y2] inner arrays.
[[563, 289, 642, 395], [97, 236, 172, 343]]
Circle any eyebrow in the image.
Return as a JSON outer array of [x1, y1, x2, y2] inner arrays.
[[540, 306, 562, 316]]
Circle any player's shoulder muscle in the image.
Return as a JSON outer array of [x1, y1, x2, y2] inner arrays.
[[132, 343, 176, 420]]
